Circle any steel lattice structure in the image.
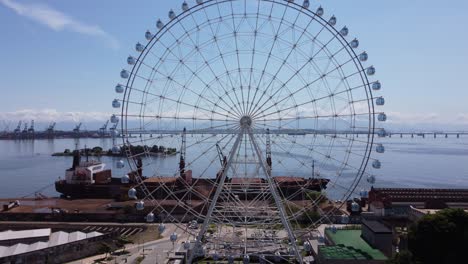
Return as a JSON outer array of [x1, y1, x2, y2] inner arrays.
[[111, 0, 386, 262]]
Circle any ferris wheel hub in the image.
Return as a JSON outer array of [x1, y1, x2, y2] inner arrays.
[[240, 115, 253, 128]]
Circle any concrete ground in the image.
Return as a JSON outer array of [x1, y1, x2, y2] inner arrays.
[[68, 224, 188, 264], [68, 224, 345, 264]]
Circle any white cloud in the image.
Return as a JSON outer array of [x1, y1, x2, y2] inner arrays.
[[386, 111, 442, 124], [384, 111, 468, 131], [1, 109, 467, 130], [455, 113, 468, 123], [0, 0, 119, 49], [0, 109, 111, 123]]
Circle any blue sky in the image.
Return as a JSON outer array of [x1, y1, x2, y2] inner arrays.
[[0, 0, 467, 130]]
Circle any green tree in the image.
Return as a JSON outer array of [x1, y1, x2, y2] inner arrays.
[[92, 146, 103, 155], [408, 208, 468, 264], [150, 145, 159, 153], [158, 145, 166, 153]]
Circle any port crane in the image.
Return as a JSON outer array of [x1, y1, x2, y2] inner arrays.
[[46, 122, 56, 132], [72, 123, 82, 139], [28, 120, 35, 133], [109, 121, 118, 134], [22, 122, 28, 134], [110, 120, 119, 148], [26, 120, 35, 139], [266, 128, 272, 174], [179, 127, 187, 175], [73, 123, 82, 133], [46, 122, 56, 138], [99, 120, 109, 137], [13, 121, 21, 137]]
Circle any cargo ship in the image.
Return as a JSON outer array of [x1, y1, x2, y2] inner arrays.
[[55, 150, 329, 201]]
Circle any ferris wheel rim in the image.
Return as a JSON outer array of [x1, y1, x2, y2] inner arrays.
[[121, 0, 375, 197], [114, 0, 384, 253]]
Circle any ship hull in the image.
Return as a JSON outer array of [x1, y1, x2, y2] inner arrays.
[[55, 178, 126, 199], [55, 177, 329, 201]]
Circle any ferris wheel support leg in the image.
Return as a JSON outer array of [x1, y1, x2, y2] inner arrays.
[[188, 130, 244, 263], [247, 129, 304, 264]]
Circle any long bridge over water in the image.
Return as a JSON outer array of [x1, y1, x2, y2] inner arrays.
[[3, 129, 466, 139], [1, 120, 467, 140]]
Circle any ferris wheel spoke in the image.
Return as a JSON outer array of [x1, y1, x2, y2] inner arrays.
[[189, 134, 238, 178], [247, 128, 303, 258], [123, 123, 239, 148], [253, 82, 371, 122], [257, 112, 371, 124], [244, 0, 262, 119], [160, 76, 241, 118], [273, 134, 370, 183], [185, 131, 238, 173], [249, 34, 334, 117], [125, 114, 237, 123], [228, 1, 247, 115], [167, 14, 246, 118], [251, 63, 368, 120], [134, 57, 241, 117], [250, 34, 357, 119], [330, 180, 364, 200], [251, 123, 373, 146], [184, 10, 249, 116], [206, 6, 248, 116], [139, 89, 234, 120], [198, 10, 250, 118], [247, 1, 291, 118], [145, 38, 245, 118], [139, 131, 237, 213], [246, 14, 314, 116]]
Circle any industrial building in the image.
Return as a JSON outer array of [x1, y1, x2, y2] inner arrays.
[[368, 187, 468, 217], [0, 228, 113, 264]]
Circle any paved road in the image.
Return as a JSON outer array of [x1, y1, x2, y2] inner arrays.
[[68, 224, 189, 264]]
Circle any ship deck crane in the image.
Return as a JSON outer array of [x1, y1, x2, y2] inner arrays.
[[179, 127, 192, 203], [179, 127, 186, 175], [215, 143, 227, 167], [266, 128, 272, 174]]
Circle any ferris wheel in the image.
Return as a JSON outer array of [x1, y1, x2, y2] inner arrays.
[[111, 0, 386, 262]]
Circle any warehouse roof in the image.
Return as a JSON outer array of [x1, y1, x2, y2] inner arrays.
[[0, 228, 51, 242], [0, 229, 102, 258]]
